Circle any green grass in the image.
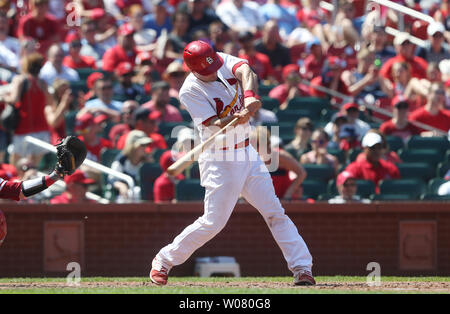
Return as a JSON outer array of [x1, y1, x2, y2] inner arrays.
[[0, 276, 449, 294]]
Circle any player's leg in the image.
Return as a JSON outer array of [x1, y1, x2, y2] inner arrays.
[[151, 157, 249, 284], [240, 148, 314, 284]]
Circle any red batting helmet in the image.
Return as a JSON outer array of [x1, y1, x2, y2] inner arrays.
[[0, 210, 6, 247], [183, 41, 223, 75]]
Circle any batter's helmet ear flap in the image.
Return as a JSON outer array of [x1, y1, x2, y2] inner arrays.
[[183, 40, 224, 76]]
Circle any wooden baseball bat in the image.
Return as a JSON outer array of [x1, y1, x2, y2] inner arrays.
[[167, 117, 240, 176]]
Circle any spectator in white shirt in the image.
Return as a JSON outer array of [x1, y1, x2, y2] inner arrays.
[[0, 12, 19, 81], [216, 0, 264, 34], [39, 44, 80, 86]]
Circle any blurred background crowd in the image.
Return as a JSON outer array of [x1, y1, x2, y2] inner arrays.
[[0, 0, 449, 204]]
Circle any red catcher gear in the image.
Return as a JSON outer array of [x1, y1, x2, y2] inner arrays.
[[183, 41, 224, 75], [0, 210, 6, 246]]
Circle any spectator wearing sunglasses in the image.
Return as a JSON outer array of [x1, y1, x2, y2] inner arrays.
[[113, 61, 146, 100], [284, 118, 314, 160], [344, 132, 400, 193], [300, 129, 339, 172], [84, 77, 122, 120], [416, 22, 449, 64], [328, 171, 370, 204], [63, 33, 97, 70]]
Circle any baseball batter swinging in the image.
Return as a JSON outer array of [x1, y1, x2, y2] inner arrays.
[[150, 41, 315, 286]]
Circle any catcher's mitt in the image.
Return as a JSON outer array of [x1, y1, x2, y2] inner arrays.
[[55, 136, 87, 176]]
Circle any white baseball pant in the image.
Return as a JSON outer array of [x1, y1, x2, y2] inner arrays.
[[157, 146, 313, 273]]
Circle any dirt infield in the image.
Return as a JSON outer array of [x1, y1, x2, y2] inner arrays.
[[1, 280, 449, 293]]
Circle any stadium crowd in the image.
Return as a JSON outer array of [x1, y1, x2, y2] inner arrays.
[[0, 0, 449, 204]]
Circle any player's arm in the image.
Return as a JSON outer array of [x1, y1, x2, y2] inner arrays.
[[234, 63, 261, 115]]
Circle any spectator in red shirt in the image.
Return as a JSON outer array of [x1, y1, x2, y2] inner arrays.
[[142, 81, 183, 123], [17, 0, 61, 54], [269, 64, 309, 110], [76, 112, 114, 162], [355, 130, 402, 165], [238, 30, 276, 83], [379, 95, 421, 142], [303, 38, 325, 80], [102, 23, 137, 73], [379, 32, 428, 84], [309, 56, 351, 103], [409, 83, 450, 135], [50, 170, 97, 204], [154, 150, 185, 203], [116, 107, 167, 151], [345, 132, 401, 193], [63, 33, 97, 70], [108, 100, 139, 145]]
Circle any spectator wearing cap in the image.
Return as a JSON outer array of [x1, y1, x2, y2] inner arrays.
[[302, 38, 325, 80], [0, 53, 51, 167], [309, 56, 350, 102], [355, 129, 401, 165], [269, 64, 309, 109], [113, 61, 146, 100], [153, 150, 185, 203], [143, 0, 173, 38], [84, 71, 104, 101], [327, 113, 347, 150], [110, 129, 154, 202], [409, 83, 450, 135], [172, 127, 196, 153], [0, 12, 19, 81], [63, 33, 97, 70], [85, 76, 123, 118], [284, 117, 314, 159], [178, 0, 222, 36], [328, 171, 370, 204], [379, 95, 421, 143], [379, 32, 428, 84], [162, 60, 187, 99], [17, 0, 61, 55], [238, 31, 276, 83], [142, 81, 183, 122], [116, 107, 167, 151], [50, 170, 97, 204], [108, 100, 139, 145], [337, 123, 360, 152], [76, 112, 114, 162], [324, 103, 370, 141], [216, 0, 264, 35], [102, 23, 137, 73], [344, 132, 400, 193], [39, 44, 80, 86], [128, 4, 157, 50], [255, 20, 292, 80], [416, 22, 450, 64], [300, 128, 339, 172]]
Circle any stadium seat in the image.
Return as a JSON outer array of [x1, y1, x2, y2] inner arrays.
[[38, 152, 57, 172], [302, 164, 335, 182], [137, 94, 151, 104], [348, 148, 362, 163], [188, 162, 200, 179], [176, 179, 205, 201], [379, 179, 427, 200], [152, 148, 168, 163], [396, 162, 435, 181], [70, 80, 88, 93], [158, 121, 191, 137], [260, 96, 280, 112], [169, 97, 180, 108], [385, 136, 404, 152], [287, 97, 330, 116], [75, 68, 109, 81], [64, 110, 78, 136], [139, 163, 163, 200], [437, 162, 449, 178], [302, 180, 327, 199], [258, 84, 276, 96], [327, 148, 347, 164], [101, 149, 121, 167], [370, 194, 414, 201], [399, 149, 443, 167], [277, 109, 317, 122], [180, 110, 191, 121], [407, 136, 449, 155], [420, 194, 450, 201], [427, 178, 446, 195]]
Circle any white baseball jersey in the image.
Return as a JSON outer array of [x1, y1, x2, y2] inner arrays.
[[179, 53, 251, 149]]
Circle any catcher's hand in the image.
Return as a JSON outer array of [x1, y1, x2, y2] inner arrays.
[[55, 136, 87, 177]]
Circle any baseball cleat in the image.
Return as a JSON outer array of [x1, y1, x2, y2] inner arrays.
[[293, 270, 316, 286], [150, 257, 171, 286]]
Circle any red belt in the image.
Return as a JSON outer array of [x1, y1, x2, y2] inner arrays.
[[219, 138, 250, 151]]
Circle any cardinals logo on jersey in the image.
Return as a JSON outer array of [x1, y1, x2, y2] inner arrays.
[[213, 98, 224, 115]]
